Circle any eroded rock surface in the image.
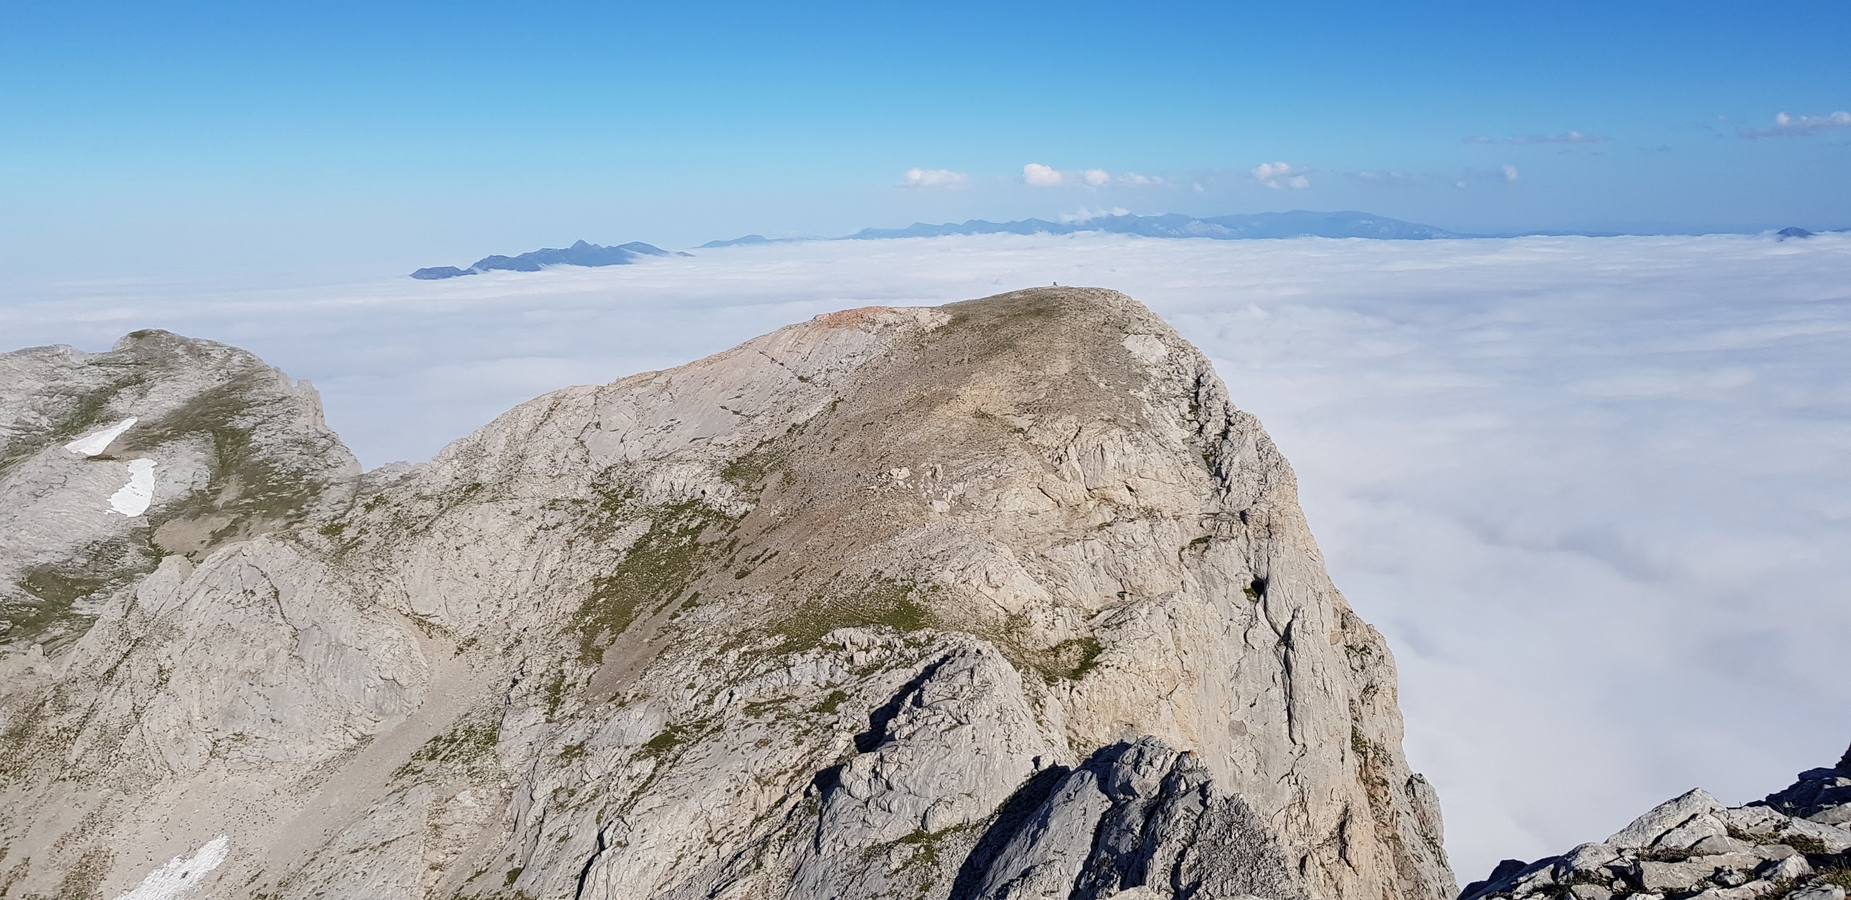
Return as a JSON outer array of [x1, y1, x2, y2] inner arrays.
[[1462, 747, 1851, 900], [0, 288, 1453, 900]]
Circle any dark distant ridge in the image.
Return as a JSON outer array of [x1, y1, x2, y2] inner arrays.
[[410, 240, 686, 279]]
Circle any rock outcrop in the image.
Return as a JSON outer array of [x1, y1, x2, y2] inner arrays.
[[0, 329, 359, 654], [0, 288, 1453, 900], [1462, 747, 1851, 900]]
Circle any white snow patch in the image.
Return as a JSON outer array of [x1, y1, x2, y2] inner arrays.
[[63, 416, 138, 456], [108, 458, 157, 516], [112, 834, 229, 900]]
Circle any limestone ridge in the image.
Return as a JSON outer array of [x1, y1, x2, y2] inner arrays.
[[0, 288, 1454, 900], [0, 329, 360, 653], [1462, 747, 1851, 900]]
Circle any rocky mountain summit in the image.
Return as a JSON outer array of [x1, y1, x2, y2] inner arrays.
[[1463, 748, 1851, 900], [0, 288, 1454, 900]]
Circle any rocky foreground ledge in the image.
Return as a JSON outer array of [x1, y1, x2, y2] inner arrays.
[[1464, 747, 1851, 900]]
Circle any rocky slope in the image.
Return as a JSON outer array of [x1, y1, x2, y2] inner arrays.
[[0, 288, 1454, 900], [0, 330, 360, 655], [1462, 747, 1851, 900]]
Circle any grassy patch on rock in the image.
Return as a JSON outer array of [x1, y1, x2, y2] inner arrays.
[[575, 500, 734, 664], [768, 575, 935, 654], [394, 713, 502, 781]]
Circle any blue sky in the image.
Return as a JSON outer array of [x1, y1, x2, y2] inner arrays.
[[3, 1, 1848, 278]]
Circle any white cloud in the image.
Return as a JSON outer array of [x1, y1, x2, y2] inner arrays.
[[1058, 206, 1130, 224], [1502, 164, 1520, 183], [9, 232, 1851, 887], [1119, 172, 1166, 187], [900, 167, 969, 189], [1251, 161, 1311, 190], [1082, 168, 1111, 187], [1023, 162, 1065, 187], [1740, 110, 1851, 138]]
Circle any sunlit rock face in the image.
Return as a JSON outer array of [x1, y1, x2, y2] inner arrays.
[[1461, 746, 1851, 900], [0, 288, 1453, 900]]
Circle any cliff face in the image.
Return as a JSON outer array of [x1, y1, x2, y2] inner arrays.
[[0, 288, 1454, 900]]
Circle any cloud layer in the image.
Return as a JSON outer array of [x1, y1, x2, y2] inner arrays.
[[1740, 111, 1851, 138], [6, 233, 1850, 882]]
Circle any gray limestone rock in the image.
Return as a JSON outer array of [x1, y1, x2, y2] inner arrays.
[[0, 289, 1453, 900], [1463, 744, 1851, 900]]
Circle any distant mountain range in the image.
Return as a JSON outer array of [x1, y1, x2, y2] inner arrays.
[[412, 215, 1840, 279], [410, 240, 685, 279]]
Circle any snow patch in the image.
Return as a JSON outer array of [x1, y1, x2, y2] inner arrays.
[[63, 416, 138, 456], [112, 835, 229, 900], [108, 459, 157, 516]]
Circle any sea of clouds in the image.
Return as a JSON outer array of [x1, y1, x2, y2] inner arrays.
[[5, 232, 1849, 879]]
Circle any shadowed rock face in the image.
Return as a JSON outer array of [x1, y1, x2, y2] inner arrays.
[[0, 288, 1454, 900]]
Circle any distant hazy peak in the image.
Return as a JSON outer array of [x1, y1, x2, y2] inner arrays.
[[407, 239, 685, 279]]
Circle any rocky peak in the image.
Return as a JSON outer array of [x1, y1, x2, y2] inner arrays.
[[0, 288, 1452, 900], [1462, 747, 1851, 900], [0, 330, 358, 654]]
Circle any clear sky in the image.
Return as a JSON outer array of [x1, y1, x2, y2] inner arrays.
[[3, 1, 1848, 279]]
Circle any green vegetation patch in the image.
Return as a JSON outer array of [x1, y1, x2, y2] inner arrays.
[[638, 721, 706, 759], [4, 538, 160, 651], [394, 713, 502, 780], [126, 377, 331, 552], [576, 499, 734, 664], [813, 689, 849, 716], [891, 823, 979, 873], [768, 575, 935, 654], [1034, 636, 1104, 682]]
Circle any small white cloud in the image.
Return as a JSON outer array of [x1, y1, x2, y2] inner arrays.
[[1191, 181, 1206, 193], [1023, 163, 1065, 187], [1740, 111, 1851, 138], [1119, 172, 1167, 187], [1082, 168, 1112, 187], [900, 168, 969, 189], [1059, 206, 1131, 224], [1502, 164, 1520, 183], [1252, 162, 1311, 190]]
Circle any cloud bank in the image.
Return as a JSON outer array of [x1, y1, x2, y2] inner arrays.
[[5, 233, 1850, 882], [1740, 111, 1851, 138]]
